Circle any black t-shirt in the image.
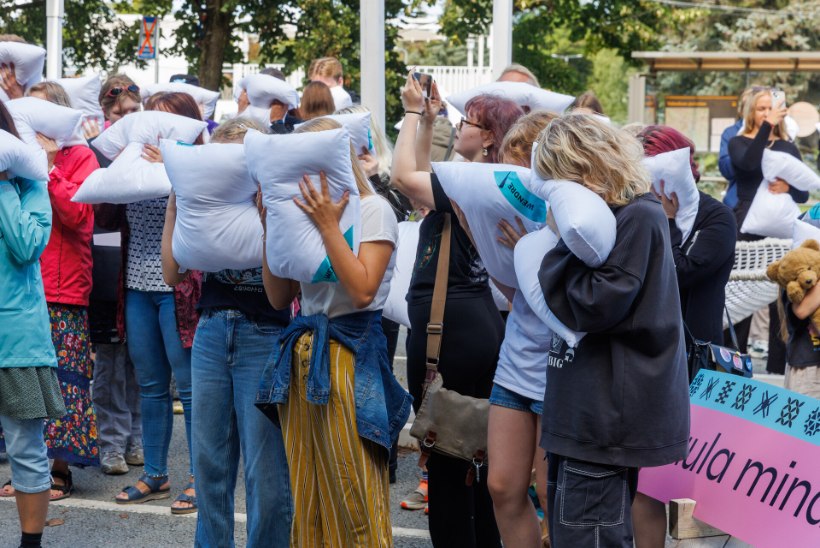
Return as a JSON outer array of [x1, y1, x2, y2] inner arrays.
[[407, 174, 490, 305], [198, 268, 289, 325], [784, 292, 820, 368]]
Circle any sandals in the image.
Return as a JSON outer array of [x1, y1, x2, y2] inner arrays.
[[116, 474, 170, 505], [170, 481, 197, 515], [50, 470, 73, 501], [1, 480, 14, 497]]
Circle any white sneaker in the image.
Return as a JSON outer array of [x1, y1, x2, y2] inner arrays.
[[125, 445, 144, 466], [749, 340, 768, 359], [101, 452, 128, 475]]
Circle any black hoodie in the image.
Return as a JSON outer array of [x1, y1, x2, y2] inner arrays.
[[538, 193, 690, 468]]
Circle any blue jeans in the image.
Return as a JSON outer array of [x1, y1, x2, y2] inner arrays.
[[489, 383, 543, 415], [0, 414, 51, 493], [193, 310, 292, 548], [125, 290, 193, 477]]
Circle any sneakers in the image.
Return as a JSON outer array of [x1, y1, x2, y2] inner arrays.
[[749, 340, 768, 360], [400, 479, 428, 510], [125, 445, 144, 466], [173, 399, 184, 415], [101, 452, 129, 475]]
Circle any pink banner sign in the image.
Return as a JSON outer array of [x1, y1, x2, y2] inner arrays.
[[638, 370, 820, 548]]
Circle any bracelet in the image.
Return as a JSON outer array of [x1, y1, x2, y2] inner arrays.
[[405, 110, 423, 116]]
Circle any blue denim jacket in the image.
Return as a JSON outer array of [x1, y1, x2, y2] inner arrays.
[[256, 310, 412, 451]]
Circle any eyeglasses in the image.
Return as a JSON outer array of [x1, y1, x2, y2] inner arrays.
[[106, 84, 140, 97], [457, 117, 485, 131]]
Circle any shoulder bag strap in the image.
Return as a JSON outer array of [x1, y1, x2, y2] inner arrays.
[[723, 306, 742, 350], [424, 213, 452, 388]]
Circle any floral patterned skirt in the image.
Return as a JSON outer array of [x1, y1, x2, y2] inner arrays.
[[43, 304, 99, 466]]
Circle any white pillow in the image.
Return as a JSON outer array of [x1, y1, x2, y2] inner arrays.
[[0, 42, 45, 102], [5, 97, 85, 148], [432, 161, 545, 288], [642, 147, 699, 242], [514, 227, 585, 348], [0, 129, 48, 180], [72, 142, 171, 204], [527, 173, 617, 267], [243, 73, 299, 110], [383, 220, 421, 327], [160, 139, 263, 272], [296, 112, 372, 152], [740, 180, 800, 239], [792, 219, 820, 249], [447, 81, 574, 115], [55, 74, 104, 126], [141, 82, 220, 119], [761, 149, 820, 192], [91, 110, 207, 160], [245, 128, 362, 283]]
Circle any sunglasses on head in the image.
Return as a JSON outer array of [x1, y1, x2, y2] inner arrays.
[[457, 117, 485, 131], [106, 84, 140, 97]]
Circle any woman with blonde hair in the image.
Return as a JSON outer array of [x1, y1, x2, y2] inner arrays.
[[535, 114, 690, 547], [256, 117, 411, 546]]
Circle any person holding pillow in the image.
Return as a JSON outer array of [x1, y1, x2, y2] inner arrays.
[[391, 71, 523, 547], [3, 81, 101, 500], [299, 81, 336, 121], [259, 117, 411, 546], [631, 125, 736, 548], [535, 115, 690, 547], [161, 117, 292, 546], [114, 92, 203, 514]]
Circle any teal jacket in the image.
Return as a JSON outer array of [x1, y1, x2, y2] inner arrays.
[[0, 177, 57, 369]]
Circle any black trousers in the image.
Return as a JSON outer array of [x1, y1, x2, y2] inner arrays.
[[727, 301, 786, 374]]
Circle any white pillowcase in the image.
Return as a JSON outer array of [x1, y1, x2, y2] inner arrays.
[[740, 180, 800, 239], [761, 149, 820, 192], [447, 81, 574, 115], [160, 139, 263, 272], [383, 220, 421, 328], [245, 128, 362, 283], [0, 129, 48, 180], [55, 74, 104, 126], [642, 147, 699, 242], [5, 97, 85, 148], [0, 42, 45, 102], [514, 227, 585, 348], [433, 161, 545, 288], [141, 82, 220, 119], [296, 112, 372, 152], [792, 219, 820, 249], [243, 74, 299, 110], [72, 142, 171, 204], [91, 111, 208, 161]]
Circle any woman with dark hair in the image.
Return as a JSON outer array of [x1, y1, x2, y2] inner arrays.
[[0, 101, 66, 548], [391, 71, 523, 547], [631, 125, 736, 548], [299, 81, 336, 120], [114, 91, 204, 514]]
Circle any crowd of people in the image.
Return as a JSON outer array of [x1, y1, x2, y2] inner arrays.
[[1, 32, 819, 548]]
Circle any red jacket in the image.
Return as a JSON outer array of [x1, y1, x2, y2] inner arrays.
[[40, 145, 98, 306]]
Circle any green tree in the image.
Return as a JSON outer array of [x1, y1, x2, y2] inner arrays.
[[586, 49, 635, 122]]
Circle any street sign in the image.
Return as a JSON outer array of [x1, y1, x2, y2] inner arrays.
[[137, 16, 159, 60]]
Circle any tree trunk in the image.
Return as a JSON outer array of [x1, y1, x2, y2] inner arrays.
[[197, 0, 231, 95]]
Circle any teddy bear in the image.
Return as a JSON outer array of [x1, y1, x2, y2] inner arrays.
[[766, 239, 820, 331]]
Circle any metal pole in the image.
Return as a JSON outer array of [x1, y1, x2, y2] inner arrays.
[[154, 19, 161, 84], [360, 0, 386, 135], [45, 0, 64, 79], [627, 74, 647, 124], [491, 0, 513, 79]]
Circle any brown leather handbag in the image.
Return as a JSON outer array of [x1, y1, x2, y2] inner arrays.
[[410, 213, 490, 485]]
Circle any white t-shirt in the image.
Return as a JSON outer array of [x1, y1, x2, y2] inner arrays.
[[300, 195, 398, 319], [330, 86, 354, 111], [493, 291, 551, 401]]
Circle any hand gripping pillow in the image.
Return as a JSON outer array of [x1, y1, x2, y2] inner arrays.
[[55, 74, 104, 126], [447, 81, 574, 115], [0, 41, 45, 102], [761, 149, 820, 192], [432, 161, 545, 287], [0, 129, 48, 180], [383, 220, 421, 328], [297, 112, 372, 152], [245, 128, 362, 283], [514, 227, 585, 348], [91, 111, 208, 161], [792, 219, 820, 249], [740, 180, 800, 239], [141, 82, 220, 119], [160, 140, 263, 272], [243, 73, 299, 110], [642, 147, 699, 242], [5, 97, 85, 148], [72, 142, 171, 204]]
